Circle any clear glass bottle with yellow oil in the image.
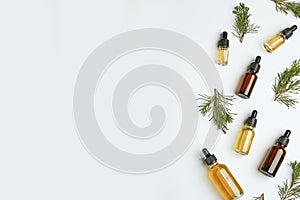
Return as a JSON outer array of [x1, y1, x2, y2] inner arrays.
[[217, 31, 229, 66], [234, 110, 258, 155], [264, 25, 297, 53], [202, 148, 244, 200]]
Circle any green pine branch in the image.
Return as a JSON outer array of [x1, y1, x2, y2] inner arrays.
[[273, 59, 300, 109], [197, 88, 236, 134], [232, 2, 260, 43], [278, 161, 300, 200], [272, 0, 300, 18]]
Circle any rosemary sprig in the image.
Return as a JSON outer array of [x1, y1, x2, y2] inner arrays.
[[278, 161, 300, 200], [271, 0, 300, 18], [197, 88, 236, 134], [252, 193, 265, 200], [273, 59, 300, 109], [232, 2, 260, 43]]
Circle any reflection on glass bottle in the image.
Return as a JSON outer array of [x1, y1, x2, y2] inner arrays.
[[259, 130, 291, 177], [234, 110, 258, 155], [264, 25, 297, 53], [236, 56, 261, 99], [202, 148, 244, 200], [217, 31, 229, 66]]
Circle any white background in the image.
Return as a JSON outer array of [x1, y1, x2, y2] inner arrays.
[[1, 0, 300, 199]]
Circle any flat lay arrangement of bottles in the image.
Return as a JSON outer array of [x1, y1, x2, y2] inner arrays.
[[202, 25, 298, 200]]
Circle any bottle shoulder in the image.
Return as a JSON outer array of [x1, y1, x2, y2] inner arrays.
[[209, 163, 228, 171], [271, 145, 286, 153], [278, 32, 287, 39], [245, 72, 258, 77], [241, 125, 255, 134], [218, 45, 229, 49], [243, 124, 255, 130]]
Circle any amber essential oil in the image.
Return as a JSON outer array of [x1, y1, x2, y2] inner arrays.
[[236, 56, 261, 99], [259, 130, 291, 177], [202, 148, 244, 200]]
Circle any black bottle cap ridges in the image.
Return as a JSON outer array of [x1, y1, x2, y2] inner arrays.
[[245, 110, 258, 128], [218, 31, 229, 47], [202, 148, 217, 166], [277, 130, 291, 147], [282, 25, 297, 39], [248, 56, 261, 73]]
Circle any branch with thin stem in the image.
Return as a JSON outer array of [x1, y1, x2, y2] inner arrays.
[[278, 161, 300, 200], [271, 0, 300, 18], [232, 2, 260, 43], [273, 59, 300, 109], [197, 88, 236, 134]]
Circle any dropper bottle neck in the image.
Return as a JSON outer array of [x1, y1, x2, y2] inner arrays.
[[202, 148, 218, 167], [282, 25, 297, 39], [247, 56, 261, 73], [276, 130, 291, 148]]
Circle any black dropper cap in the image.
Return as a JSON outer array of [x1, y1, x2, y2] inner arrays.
[[282, 25, 297, 39], [218, 31, 229, 47], [202, 148, 217, 166], [248, 56, 261, 73], [245, 110, 258, 127], [277, 130, 291, 147]]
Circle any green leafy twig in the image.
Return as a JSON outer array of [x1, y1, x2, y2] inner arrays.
[[232, 2, 260, 43], [273, 59, 300, 109], [271, 0, 300, 18], [278, 161, 300, 200], [197, 88, 236, 134], [252, 193, 265, 200]]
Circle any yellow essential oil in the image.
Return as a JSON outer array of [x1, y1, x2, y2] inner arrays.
[[264, 25, 297, 53], [217, 31, 229, 66], [234, 110, 258, 155]]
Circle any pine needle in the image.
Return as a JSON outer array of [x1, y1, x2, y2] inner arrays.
[[278, 161, 300, 200], [232, 2, 260, 43], [273, 59, 300, 109], [197, 88, 236, 134], [272, 0, 300, 18], [252, 193, 265, 200]]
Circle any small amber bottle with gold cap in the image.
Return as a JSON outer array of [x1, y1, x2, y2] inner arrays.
[[264, 25, 297, 53]]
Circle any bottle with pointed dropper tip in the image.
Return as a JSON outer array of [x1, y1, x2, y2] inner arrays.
[[236, 56, 261, 99], [264, 25, 297, 53], [259, 130, 291, 177], [234, 110, 258, 155], [202, 148, 244, 200], [217, 31, 229, 66]]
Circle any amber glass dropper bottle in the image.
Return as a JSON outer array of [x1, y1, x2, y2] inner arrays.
[[259, 130, 291, 177], [217, 31, 229, 66], [234, 110, 258, 155], [202, 148, 244, 200], [264, 25, 297, 53], [236, 56, 261, 99]]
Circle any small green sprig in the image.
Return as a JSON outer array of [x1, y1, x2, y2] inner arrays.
[[273, 59, 300, 109], [197, 88, 236, 134], [232, 2, 260, 43], [278, 161, 300, 200], [252, 193, 265, 200], [271, 0, 300, 18]]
